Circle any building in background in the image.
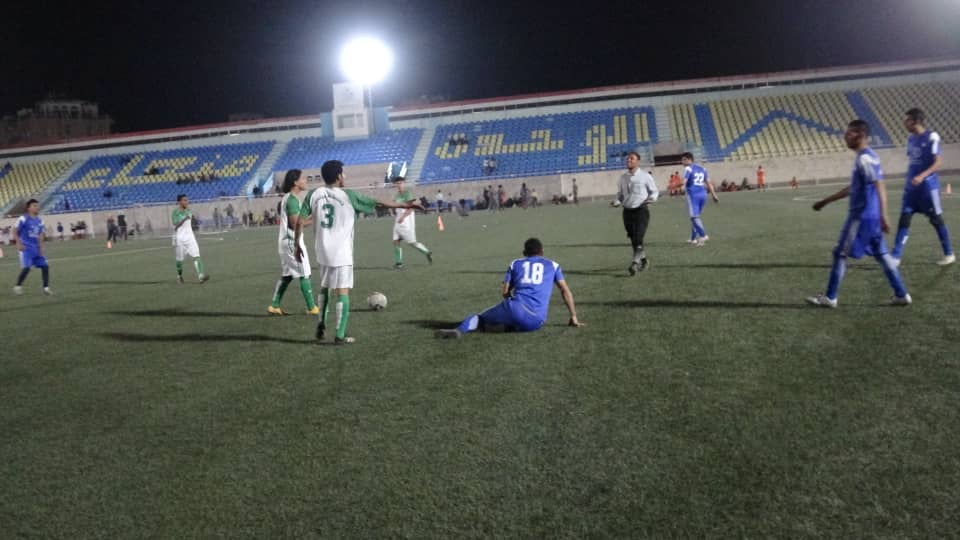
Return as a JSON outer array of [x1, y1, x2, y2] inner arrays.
[[0, 97, 113, 147]]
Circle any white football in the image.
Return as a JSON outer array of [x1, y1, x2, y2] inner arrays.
[[367, 291, 388, 311]]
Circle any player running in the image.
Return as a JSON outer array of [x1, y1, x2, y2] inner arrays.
[[267, 169, 318, 315], [806, 120, 911, 308], [171, 194, 209, 284], [891, 107, 954, 266], [436, 238, 582, 338], [681, 152, 719, 246], [12, 199, 52, 296], [387, 162, 433, 269], [294, 160, 421, 344]]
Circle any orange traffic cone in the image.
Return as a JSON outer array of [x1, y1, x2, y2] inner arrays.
[[106, 240, 113, 249], [947, 183, 953, 195], [437, 214, 445, 232]]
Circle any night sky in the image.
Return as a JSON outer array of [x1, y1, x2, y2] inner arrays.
[[3, 0, 958, 132]]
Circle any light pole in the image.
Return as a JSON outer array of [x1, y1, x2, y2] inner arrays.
[[339, 37, 394, 134]]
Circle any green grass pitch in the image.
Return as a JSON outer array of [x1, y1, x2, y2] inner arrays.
[[2, 186, 959, 537]]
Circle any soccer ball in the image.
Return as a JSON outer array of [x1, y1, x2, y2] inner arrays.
[[367, 292, 388, 311]]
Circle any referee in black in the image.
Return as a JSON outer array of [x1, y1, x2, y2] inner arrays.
[[617, 150, 659, 275]]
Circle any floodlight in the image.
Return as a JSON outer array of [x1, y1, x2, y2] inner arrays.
[[340, 37, 394, 86]]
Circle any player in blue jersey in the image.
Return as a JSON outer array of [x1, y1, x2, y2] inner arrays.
[[435, 238, 582, 338], [807, 120, 911, 308], [891, 108, 954, 266], [680, 152, 719, 246], [12, 199, 52, 296]]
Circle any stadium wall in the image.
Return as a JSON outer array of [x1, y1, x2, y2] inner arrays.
[[7, 141, 956, 240]]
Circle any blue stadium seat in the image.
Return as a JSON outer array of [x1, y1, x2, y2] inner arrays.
[[49, 141, 274, 213], [418, 107, 657, 183], [274, 129, 423, 171]]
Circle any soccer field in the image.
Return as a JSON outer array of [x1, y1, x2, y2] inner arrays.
[[3, 186, 960, 537]]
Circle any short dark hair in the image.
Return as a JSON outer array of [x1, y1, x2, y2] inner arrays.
[[523, 237, 543, 257], [905, 108, 925, 124], [626, 150, 642, 160], [26, 198, 39, 207], [681, 152, 694, 161], [321, 160, 344, 184], [177, 194, 187, 202], [282, 169, 301, 193], [848, 119, 870, 136]]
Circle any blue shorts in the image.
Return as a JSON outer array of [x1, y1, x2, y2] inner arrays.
[[901, 187, 943, 216], [834, 217, 887, 260], [687, 192, 706, 217], [479, 299, 544, 332], [19, 250, 48, 269]]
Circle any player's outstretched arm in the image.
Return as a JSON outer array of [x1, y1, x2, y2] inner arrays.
[[375, 196, 423, 211], [556, 279, 583, 327], [812, 186, 851, 211]]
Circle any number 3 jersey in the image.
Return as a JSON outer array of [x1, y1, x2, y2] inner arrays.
[[301, 186, 378, 267], [503, 256, 565, 322]]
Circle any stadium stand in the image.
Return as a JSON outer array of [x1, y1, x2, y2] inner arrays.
[[666, 82, 960, 163], [273, 128, 423, 171], [48, 141, 274, 212], [862, 81, 960, 146], [0, 160, 73, 209], [671, 90, 873, 162], [418, 107, 657, 183]]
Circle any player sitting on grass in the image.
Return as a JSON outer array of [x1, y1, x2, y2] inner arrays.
[[436, 238, 583, 338]]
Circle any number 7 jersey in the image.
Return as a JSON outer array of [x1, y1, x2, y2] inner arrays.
[[300, 186, 379, 267], [504, 256, 565, 321]]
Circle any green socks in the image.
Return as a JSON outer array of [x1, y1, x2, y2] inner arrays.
[[394, 246, 403, 265], [193, 258, 205, 277], [319, 288, 330, 326], [412, 242, 430, 255], [176, 261, 183, 276], [272, 276, 293, 307], [299, 278, 316, 310], [335, 295, 350, 339]]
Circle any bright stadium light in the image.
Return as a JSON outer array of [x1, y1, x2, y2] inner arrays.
[[339, 37, 394, 85]]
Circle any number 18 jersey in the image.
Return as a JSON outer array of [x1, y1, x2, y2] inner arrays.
[[503, 256, 565, 321]]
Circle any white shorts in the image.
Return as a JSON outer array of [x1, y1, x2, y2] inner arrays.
[[316, 265, 353, 289], [279, 240, 311, 278], [175, 239, 200, 260], [392, 225, 416, 243]]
